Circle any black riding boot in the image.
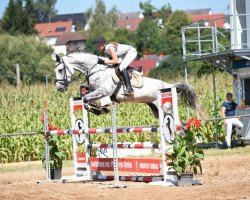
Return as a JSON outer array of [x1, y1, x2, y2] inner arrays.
[[121, 69, 134, 95]]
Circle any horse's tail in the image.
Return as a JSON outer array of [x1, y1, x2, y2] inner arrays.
[[174, 82, 204, 119]]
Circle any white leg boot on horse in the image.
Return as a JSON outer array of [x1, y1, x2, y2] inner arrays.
[[121, 69, 134, 95]]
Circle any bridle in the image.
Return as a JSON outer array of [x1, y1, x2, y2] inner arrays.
[[55, 59, 74, 87], [55, 58, 84, 88], [55, 54, 106, 88]]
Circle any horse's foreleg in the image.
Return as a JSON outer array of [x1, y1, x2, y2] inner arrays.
[[84, 88, 111, 115], [84, 88, 108, 102]]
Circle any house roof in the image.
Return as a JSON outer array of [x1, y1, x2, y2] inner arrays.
[[56, 31, 87, 45], [186, 8, 212, 15], [117, 18, 144, 31], [118, 12, 143, 19], [130, 59, 157, 76], [51, 13, 86, 28], [34, 21, 73, 38], [191, 13, 225, 28]]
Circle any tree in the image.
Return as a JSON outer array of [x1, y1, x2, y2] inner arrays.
[[0, 34, 54, 84], [1, 0, 18, 35], [163, 10, 193, 56], [139, 0, 156, 18], [135, 19, 162, 56], [33, 0, 57, 22], [85, 0, 118, 52], [1, 0, 37, 35], [23, 0, 37, 34]]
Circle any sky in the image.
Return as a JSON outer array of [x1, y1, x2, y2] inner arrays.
[[0, 0, 229, 18]]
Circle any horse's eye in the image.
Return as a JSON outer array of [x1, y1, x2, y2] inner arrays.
[[58, 69, 63, 73]]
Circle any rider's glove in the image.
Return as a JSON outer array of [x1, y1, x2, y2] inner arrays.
[[97, 58, 105, 64]]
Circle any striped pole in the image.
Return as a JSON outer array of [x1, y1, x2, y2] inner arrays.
[[93, 175, 163, 182], [88, 143, 161, 149], [46, 127, 159, 136]]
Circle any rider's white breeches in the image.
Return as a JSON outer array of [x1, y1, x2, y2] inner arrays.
[[224, 118, 243, 148], [119, 48, 137, 71]]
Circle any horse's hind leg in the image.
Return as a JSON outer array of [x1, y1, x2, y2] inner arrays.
[[146, 102, 159, 118]]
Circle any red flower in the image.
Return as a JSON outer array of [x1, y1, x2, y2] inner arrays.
[[48, 124, 61, 131], [176, 125, 183, 131], [186, 124, 191, 131]]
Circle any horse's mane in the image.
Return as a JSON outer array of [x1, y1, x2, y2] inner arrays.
[[66, 48, 96, 57]]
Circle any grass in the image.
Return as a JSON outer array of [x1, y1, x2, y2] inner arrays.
[[204, 145, 250, 157]]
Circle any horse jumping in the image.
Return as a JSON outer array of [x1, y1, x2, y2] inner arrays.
[[52, 52, 200, 118]]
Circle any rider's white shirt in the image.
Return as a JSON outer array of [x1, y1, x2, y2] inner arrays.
[[104, 43, 133, 57]]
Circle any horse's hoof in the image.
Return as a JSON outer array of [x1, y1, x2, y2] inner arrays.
[[101, 108, 110, 114]]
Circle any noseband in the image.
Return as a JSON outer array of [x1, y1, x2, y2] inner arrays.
[[55, 60, 73, 87]]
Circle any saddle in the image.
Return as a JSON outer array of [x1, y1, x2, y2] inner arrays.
[[112, 66, 144, 88]]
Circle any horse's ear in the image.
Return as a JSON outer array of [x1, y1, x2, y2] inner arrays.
[[51, 53, 61, 63]]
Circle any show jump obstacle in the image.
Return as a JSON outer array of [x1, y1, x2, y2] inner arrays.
[[44, 86, 180, 186]]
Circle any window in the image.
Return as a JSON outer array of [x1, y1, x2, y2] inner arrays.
[[55, 27, 66, 32]]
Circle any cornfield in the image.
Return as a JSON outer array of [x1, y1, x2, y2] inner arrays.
[[0, 72, 233, 163]]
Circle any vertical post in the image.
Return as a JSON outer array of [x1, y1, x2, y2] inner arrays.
[[45, 74, 49, 88], [70, 98, 78, 177], [214, 22, 218, 53], [212, 27, 216, 53], [171, 87, 179, 125], [182, 28, 186, 61], [197, 24, 201, 56], [184, 62, 190, 119], [82, 98, 90, 179], [212, 66, 219, 147], [15, 64, 21, 86], [157, 90, 167, 183], [111, 102, 119, 185], [43, 100, 51, 180]]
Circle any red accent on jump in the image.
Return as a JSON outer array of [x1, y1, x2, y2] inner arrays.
[[73, 104, 83, 112], [88, 128, 97, 133], [99, 144, 108, 148], [76, 152, 86, 163], [134, 144, 144, 148], [132, 128, 143, 132], [161, 92, 172, 106], [117, 128, 124, 133], [73, 130, 80, 134], [89, 158, 162, 174], [57, 130, 65, 135]]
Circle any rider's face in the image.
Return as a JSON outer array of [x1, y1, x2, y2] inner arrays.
[[97, 44, 104, 52]]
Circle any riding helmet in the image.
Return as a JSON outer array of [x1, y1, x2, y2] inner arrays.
[[94, 35, 106, 45]]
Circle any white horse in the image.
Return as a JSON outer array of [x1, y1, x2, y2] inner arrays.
[[52, 52, 200, 118]]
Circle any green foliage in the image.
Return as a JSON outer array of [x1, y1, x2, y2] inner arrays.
[[0, 34, 54, 84], [139, 0, 156, 18], [41, 136, 65, 170], [33, 0, 57, 23], [166, 129, 204, 176], [136, 18, 163, 56], [85, 0, 118, 38], [148, 55, 185, 79], [1, 0, 37, 35]]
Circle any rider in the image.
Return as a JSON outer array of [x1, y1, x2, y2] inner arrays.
[[94, 35, 137, 95]]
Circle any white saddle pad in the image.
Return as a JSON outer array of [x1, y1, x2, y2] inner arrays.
[[111, 68, 144, 88]]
